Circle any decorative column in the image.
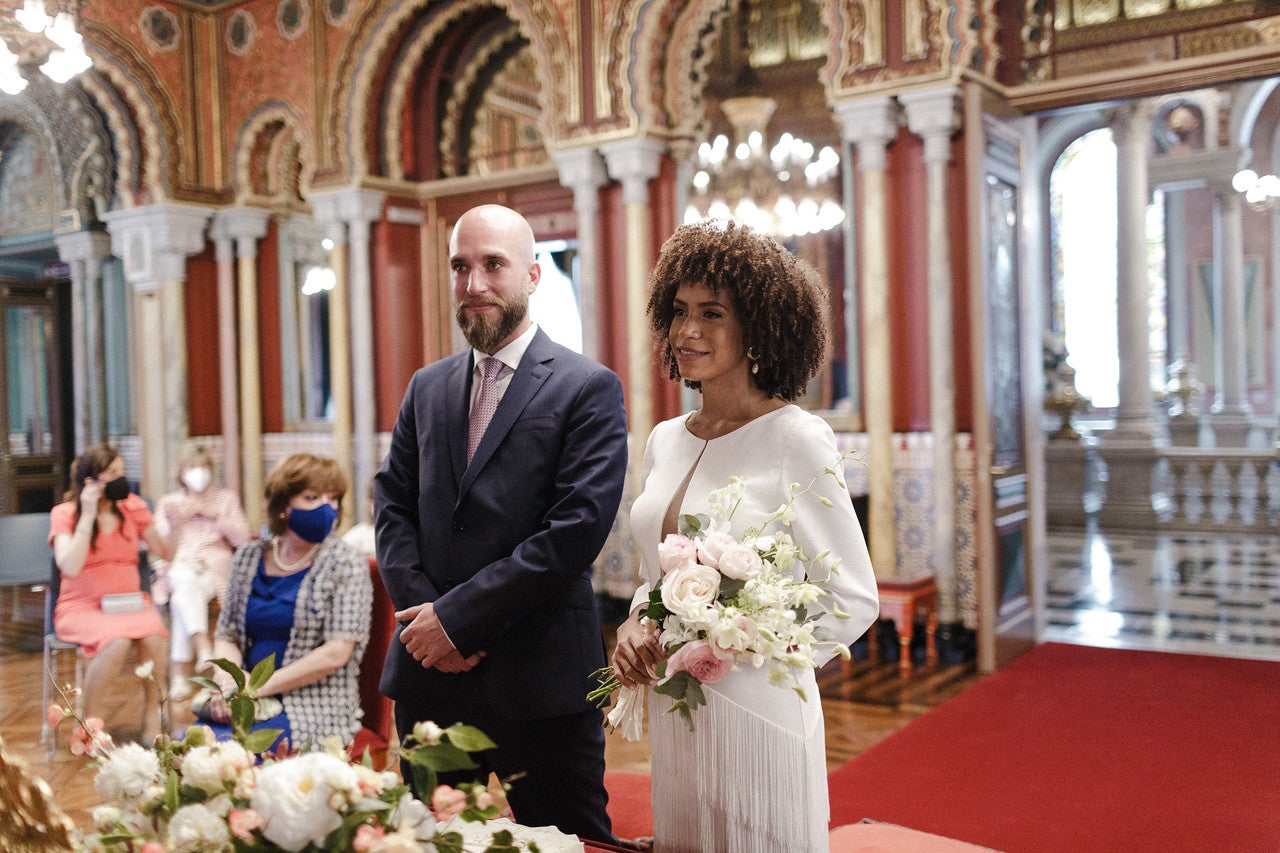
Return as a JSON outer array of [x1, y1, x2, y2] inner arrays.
[[209, 225, 239, 495], [835, 95, 898, 577], [309, 187, 385, 526], [1207, 180, 1252, 445], [103, 203, 212, 499], [1272, 204, 1280, 418], [903, 85, 960, 619], [601, 138, 665, 448], [212, 207, 270, 525], [54, 229, 111, 450], [553, 146, 608, 361], [1096, 101, 1164, 528]]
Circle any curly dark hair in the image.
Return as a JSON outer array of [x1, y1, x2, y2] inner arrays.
[[647, 220, 829, 401]]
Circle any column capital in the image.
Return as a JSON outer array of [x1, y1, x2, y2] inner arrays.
[[834, 95, 899, 171], [553, 146, 608, 207], [307, 186, 387, 228], [103, 202, 213, 292], [1149, 146, 1248, 191], [601, 137, 665, 204], [211, 205, 271, 259], [900, 85, 961, 164], [1106, 98, 1157, 147], [53, 229, 111, 265]]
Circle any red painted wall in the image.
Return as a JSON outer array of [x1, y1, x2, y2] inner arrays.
[[374, 200, 425, 431], [257, 218, 284, 434], [886, 128, 932, 432], [949, 132, 974, 433], [185, 245, 221, 436]]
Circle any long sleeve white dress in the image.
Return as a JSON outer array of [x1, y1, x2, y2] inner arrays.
[[629, 405, 879, 852]]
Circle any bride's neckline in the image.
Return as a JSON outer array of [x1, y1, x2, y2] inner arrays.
[[682, 402, 790, 442]]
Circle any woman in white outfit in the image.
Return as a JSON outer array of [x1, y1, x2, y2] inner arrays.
[[152, 447, 251, 699], [612, 221, 879, 852]]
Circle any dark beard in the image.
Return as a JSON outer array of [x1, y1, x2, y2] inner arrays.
[[455, 294, 528, 353]]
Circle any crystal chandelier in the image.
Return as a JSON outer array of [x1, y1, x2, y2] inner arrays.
[[685, 93, 845, 238], [0, 0, 92, 95]]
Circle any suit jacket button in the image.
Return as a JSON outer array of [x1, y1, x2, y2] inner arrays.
[[452, 520, 464, 532]]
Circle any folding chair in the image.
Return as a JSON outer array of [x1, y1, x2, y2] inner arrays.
[[41, 559, 83, 758]]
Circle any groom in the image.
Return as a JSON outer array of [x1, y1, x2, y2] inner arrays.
[[374, 204, 628, 843]]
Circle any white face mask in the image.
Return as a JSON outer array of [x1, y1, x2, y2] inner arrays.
[[182, 466, 212, 493]]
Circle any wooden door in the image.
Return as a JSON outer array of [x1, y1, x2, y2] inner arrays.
[[0, 280, 66, 513], [965, 86, 1046, 672]]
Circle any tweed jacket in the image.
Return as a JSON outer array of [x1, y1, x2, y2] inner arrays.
[[216, 536, 372, 745]]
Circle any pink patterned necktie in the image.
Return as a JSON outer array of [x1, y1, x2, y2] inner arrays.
[[467, 356, 503, 464]]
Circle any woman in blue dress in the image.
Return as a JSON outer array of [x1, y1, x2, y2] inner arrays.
[[198, 453, 372, 750]]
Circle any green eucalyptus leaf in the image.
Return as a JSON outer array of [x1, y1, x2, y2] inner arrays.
[[444, 723, 497, 752]]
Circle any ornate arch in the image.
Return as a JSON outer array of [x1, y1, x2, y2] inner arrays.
[[78, 21, 181, 206], [327, 0, 569, 182], [0, 93, 68, 214], [233, 102, 315, 205]]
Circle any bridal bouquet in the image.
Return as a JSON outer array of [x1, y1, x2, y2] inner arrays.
[[590, 457, 855, 741], [47, 659, 572, 852]]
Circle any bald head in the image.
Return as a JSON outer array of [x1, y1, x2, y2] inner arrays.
[[450, 204, 537, 268]]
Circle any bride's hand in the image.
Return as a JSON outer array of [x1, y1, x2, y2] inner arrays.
[[611, 610, 663, 689]]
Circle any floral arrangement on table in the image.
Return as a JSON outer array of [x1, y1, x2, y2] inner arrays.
[[46, 658, 574, 853], [590, 456, 856, 741]]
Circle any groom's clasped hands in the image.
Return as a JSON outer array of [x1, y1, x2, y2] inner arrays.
[[395, 601, 487, 673]]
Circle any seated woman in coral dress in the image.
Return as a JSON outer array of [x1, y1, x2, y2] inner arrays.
[[50, 444, 174, 744], [198, 453, 371, 751]]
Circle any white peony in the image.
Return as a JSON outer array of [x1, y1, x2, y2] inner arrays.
[[94, 743, 161, 804], [167, 803, 231, 852], [660, 563, 721, 622], [180, 742, 253, 794], [251, 752, 358, 851]]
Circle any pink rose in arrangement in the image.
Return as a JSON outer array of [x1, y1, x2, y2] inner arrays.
[[658, 533, 698, 573], [717, 542, 764, 580], [667, 640, 734, 684], [228, 809, 263, 841], [431, 784, 467, 821], [696, 530, 738, 570], [139, 843, 167, 853], [353, 823, 386, 851]]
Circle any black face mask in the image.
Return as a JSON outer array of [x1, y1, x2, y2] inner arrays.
[[102, 476, 131, 502]]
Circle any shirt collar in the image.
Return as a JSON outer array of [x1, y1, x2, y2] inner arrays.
[[472, 322, 538, 375]]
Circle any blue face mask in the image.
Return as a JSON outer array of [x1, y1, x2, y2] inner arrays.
[[286, 502, 338, 543]]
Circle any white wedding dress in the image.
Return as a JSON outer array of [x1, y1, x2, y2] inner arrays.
[[629, 405, 879, 852]]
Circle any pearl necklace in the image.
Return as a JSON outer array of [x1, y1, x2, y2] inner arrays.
[[271, 537, 320, 573]]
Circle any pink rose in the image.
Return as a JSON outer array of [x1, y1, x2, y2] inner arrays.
[[139, 843, 167, 853], [353, 824, 385, 851], [717, 543, 763, 580], [229, 809, 264, 841], [431, 784, 467, 821], [657, 534, 698, 574], [667, 640, 734, 684], [696, 531, 737, 570]]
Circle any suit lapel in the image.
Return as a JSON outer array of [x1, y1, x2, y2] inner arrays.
[[458, 331, 554, 498], [447, 354, 471, 486]]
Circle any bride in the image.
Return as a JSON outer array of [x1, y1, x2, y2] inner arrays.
[[612, 220, 880, 852]]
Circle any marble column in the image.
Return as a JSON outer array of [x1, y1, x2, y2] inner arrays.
[[54, 230, 111, 451], [903, 85, 960, 618], [1097, 102, 1165, 528], [208, 227, 240, 495], [1109, 100, 1159, 442], [103, 203, 212, 499], [1207, 181, 1252, 445], [1272, 205, 1280, 417], [835, 95, 898, 577], [553, 146, 608, 361], [601, 138, 665, 449], [309, 188, 385, 526], [213, 206, 268, 525]]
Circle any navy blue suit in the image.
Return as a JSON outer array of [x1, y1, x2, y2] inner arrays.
[[374, 328, 627, 842]]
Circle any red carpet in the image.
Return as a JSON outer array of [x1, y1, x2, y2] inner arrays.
[[604, 771, 653, 839], [827, 642, 1280, 852]]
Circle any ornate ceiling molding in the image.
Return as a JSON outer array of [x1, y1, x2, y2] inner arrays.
[[233, 101, 314, 205]]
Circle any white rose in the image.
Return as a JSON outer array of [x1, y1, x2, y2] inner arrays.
[[717, 543, 763, 580], [167, 803, 231, 852], [660, 564, 721, 621], [412, 720, 443, 745], [180, 743, 250, 794], [94, 743, 161, 804], [696, 531, 737, 570], [251, 753, 356, 851], [657, 534, 698, 574]]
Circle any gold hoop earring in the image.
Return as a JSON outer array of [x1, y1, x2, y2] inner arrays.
[[746, 347, 759, 361]]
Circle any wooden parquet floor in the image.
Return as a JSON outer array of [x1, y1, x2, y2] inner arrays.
[[0, 584, 981, 832]]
